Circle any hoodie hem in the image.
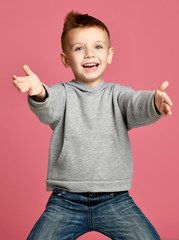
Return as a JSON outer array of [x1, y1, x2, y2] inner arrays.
[[46, 179, 132, 192]]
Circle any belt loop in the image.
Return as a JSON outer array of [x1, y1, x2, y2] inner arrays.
[[110, 193, 114, 199], [62, 190, 67, 196]]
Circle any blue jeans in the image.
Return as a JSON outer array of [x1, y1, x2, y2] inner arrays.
[[27, 189, 160, 240]]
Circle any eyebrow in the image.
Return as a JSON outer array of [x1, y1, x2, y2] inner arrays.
[[95, 41, 106, 45]]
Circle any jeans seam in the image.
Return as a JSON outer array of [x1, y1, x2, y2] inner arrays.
[[88, 205, 92, 230]]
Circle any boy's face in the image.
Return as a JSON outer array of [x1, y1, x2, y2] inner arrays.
[[61, 27, 114, 87]]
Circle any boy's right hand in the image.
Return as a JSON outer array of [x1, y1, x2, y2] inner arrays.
[[13, 65, 46, 100]]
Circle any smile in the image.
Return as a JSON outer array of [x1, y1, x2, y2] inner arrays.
[[82, 63, 99, 72]]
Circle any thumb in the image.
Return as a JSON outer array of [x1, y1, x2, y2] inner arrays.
[[23, 65, 34, 76], [158, 81, 169, 92]]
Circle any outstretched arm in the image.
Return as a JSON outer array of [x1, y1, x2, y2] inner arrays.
[[13, 65, 46, 102], [155, 81, 173, 117]]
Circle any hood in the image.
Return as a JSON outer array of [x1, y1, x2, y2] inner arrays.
[[65, 79, 108, 93]]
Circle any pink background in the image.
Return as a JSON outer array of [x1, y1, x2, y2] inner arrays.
[[1, 0, 179, 239]]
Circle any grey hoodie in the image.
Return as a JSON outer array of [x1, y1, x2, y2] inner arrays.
[[28, 79, 161, 192]]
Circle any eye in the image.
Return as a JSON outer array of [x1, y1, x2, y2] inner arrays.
[[75, 46, 83, 51], [95, 45, 103, 49]]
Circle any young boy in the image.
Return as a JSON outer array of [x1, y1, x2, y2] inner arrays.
[[13, 11, 173, 240]]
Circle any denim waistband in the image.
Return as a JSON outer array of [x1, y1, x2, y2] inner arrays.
[[53, 188, 128, 198], [74, 191, 128, 197]]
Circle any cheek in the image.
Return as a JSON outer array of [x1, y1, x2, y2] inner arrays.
[[71, 55, 82, 66], [101, 55, 109, 66], [99, 51, 109, 61], [68, 60, 78, 70]]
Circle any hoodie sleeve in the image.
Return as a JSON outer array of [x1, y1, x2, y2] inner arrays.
[[28, 83, 66, 129], [117, 85, 162, 130]]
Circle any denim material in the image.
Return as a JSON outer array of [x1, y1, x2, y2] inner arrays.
[[27, 189, 160, 240]]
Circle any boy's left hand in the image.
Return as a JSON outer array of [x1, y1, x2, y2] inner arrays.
[[155, 81, 173, 117]]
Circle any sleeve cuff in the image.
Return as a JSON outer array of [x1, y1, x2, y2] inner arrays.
[[28, 84, 50, 108]]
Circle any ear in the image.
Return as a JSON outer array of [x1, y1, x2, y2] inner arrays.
[[61, 52, 70, 68], [107, 47, 114, 64]]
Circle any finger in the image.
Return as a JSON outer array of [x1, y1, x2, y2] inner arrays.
[[13, 82, 23, 92], [158, 81, 169, 92], [13, 81, 23, 90], [13, 80, 29, 91], [162, 103, 172, 117], [164, 103, 172, 115], [13, 77, 26, 84], [23, 64, 34, 76], [164, 95, 173, 107], [162, 106, 168, 117], [13, 80, 19, 89]]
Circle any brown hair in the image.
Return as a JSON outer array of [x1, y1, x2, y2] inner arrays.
[[61, 11, 110, 51]]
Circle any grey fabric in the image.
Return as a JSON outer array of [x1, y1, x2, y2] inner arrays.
[[28, 79, 161, 192]]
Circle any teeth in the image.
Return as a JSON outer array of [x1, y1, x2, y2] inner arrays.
[[83, 63, 98, 67]]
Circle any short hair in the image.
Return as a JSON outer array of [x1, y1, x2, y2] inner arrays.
[[61, 11, 110, 51]]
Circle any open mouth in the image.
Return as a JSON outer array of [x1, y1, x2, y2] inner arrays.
[[82, 63, 99, 70]]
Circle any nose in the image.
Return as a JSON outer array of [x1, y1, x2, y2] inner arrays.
[[84, 48, 95, 58]]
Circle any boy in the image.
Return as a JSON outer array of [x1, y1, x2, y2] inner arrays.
[[13, 11, 173, 240]]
